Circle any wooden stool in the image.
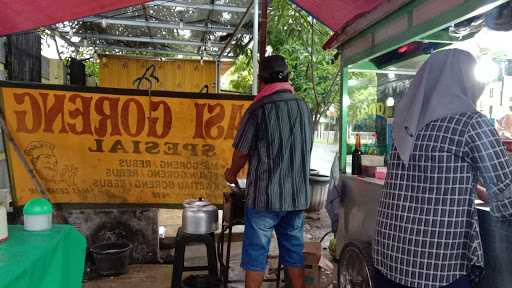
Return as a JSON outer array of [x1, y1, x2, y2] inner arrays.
[[303, 242, 322, 288], [278, 242, 322, 288]]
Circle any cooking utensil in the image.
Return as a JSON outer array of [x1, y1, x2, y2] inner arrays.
[[228, 178, 247, 200], [223, 179, 247, 224], [182, 198, 218, 234]]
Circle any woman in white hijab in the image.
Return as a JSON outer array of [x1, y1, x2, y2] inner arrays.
[[373, 49, 512, 288]]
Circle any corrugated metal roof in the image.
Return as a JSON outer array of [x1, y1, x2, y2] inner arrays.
[[0, 0, 255, 60]]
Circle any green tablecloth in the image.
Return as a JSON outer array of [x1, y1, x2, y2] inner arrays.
[[0, 225, 86, 288]]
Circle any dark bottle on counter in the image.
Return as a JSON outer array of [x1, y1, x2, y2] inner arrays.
[[351, 133, 362, 175]]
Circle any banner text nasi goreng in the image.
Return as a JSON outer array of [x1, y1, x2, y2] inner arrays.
[[0, 84, 252, 205]]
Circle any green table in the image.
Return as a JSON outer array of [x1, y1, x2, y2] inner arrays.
[[0, 225, 86, 288]]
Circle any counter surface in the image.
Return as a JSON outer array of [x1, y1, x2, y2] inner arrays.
[[0, 225, 86, 288]]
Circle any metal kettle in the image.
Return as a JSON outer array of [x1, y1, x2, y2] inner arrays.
[[182, 198, 219, 234]]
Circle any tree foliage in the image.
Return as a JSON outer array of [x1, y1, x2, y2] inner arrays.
[[228, 52, 253, 94], [348, 72, 378, 131], [229, 0, 340, 131]]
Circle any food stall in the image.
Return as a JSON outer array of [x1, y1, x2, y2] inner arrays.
[[321, 0, 512, 287], [0, 1, 263, 285]]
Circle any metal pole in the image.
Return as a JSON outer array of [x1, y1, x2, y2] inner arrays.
[[216, 60, 221, 93], [217, 2, 253, 60], [152, 1, 247, 13], [80, 44, 235, 59], [340, 66, 349, 174], [252, 0, 259, 95], [82, 16, 246, 34], [0, 112, 48, 198], [62, 32, 225, 47]]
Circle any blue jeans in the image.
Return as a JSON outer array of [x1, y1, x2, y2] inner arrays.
[[241, 208, 304, 272]]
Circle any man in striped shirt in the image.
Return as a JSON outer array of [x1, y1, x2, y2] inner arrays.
[[225, 55, 313, 288]]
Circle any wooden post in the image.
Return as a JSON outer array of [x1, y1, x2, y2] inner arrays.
[[258, 0, 268, 73], [252, 0, 259, 95]]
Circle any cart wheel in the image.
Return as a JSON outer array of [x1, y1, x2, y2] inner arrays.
[[337, 242, 374, 288]]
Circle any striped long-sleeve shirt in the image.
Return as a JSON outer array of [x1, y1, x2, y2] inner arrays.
[[233, 91, 313, 211], [373, 112, 512, 287]]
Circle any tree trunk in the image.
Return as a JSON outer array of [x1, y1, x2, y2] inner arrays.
[[313, 113, 321, 133], [334, 116, 340, 142]]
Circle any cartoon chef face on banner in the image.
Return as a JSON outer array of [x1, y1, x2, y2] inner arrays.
[[24, 141, 59, 183]]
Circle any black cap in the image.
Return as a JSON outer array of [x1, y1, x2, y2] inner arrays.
[[259, 55, 289, 83]]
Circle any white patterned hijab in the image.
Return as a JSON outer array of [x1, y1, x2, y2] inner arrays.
[[393, 49, 486, 165]]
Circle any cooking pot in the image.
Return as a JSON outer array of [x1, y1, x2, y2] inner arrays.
[[224, 180, 247, 224], [229, 178, 247, 200], [182, 198, 219, 234]]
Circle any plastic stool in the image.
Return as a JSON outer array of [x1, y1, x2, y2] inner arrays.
[[171, 227, 219, 288]]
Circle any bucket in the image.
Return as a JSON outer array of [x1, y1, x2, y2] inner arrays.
[[307, 174, 330, 212], [91, 241, 132, 276]]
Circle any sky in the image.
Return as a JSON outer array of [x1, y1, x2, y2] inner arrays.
[[41, 36, 70, 59]]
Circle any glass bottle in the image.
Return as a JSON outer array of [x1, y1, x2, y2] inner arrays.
[[351, 133, 362, 175]]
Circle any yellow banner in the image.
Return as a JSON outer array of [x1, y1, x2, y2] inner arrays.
[[0, 84, 252, 205]]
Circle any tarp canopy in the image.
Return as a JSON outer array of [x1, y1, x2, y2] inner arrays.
[[291, 0, 382, 31], [0, 0, 385, 55], [0, 0, 254, 60], [0, 0, 149, 36]]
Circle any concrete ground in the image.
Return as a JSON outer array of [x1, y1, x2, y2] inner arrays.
[[84, 265, 172, 288], [83, 209, 337, 288], [84, 143, 339, 288]]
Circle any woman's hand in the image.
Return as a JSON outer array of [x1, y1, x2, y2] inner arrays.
[[476, 185, 489, 202]]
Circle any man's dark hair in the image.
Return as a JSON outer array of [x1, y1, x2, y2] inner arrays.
[[259, 55, 289, 84]]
